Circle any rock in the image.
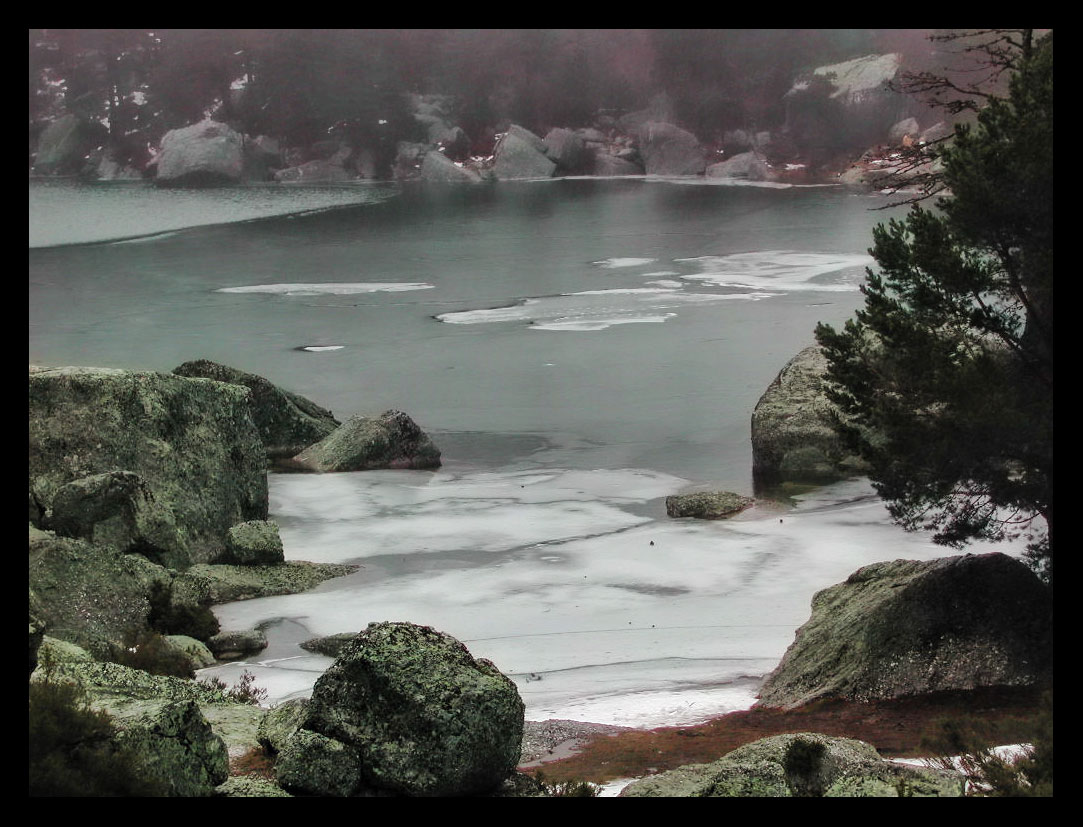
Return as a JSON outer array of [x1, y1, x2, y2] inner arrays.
[[750, 345, 868, 488], [215, 776, 293, 797], [492, 126, 556, 179], [591, 152, 644, 176], [163, 635, 216, 669], [32, 113, 106, 176], [919, 121, 953, 144], [29, 525, 171, 656], [45, 470, 187, 569], [275, 728, 364, 797], [155, 119, 245, 187], [29, 366, 268, 565], [706, 151, 778, 182], [221, 521, 284, 566], [29, 589, 47, 676], [543, 128, 589, 173], [636, 121, 706, 176], [666, 491, 754, 519], [722, 129, 754, 155], [257, 698, 310, 755], [290, 410, 441, 472], [96, 150, 144, 180], [172, 359, 340, 460], [174, 561, 357, 604], [620, 732, 961, 796], [756, 553, 1054, 709], [300, 621, 525, 796], [207, 629, 268, 660], [419, 150, 484, 183], [110, 698, 229, 796], [429, 124, 471, 160], [888, 117, 921, 144], [299, 632, 359, 658]]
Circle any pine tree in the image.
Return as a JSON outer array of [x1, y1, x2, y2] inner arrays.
[[814, 31, 1053, 581]]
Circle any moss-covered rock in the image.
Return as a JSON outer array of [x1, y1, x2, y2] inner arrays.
[[756, 553, 1054, 708], [215, 776, 293, 797], [29, 525, 172, 656], [172, 359, 340, 459], [29, 366, 268, 565], [207, 629, 268, 661], [290, 410, 441, 472], [275, 728, 364, 797], [750, 345, 869, 488], [665, 491, 754, 519], [619, 733, 962, 797], [257, 698, 310, 755], [175, 561, 358, 604], [301, 621, 524, 796], [221, 520, 285, 566]]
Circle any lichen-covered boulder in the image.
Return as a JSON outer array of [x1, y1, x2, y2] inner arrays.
[[750, 345, 868, 488], [492, 125, 556, 180], [29, 366, 268, 565], [174, 561, 357, 604], [257, 698, 310, 755], [666, 491, 754, 519], [620, 732, 961, 797], [301, 621, 525, 796], [290, 410, 441, 472], [636, 121, 706, 176], [221, 521, 284, 566], [111, 699, 230, 796], [32, 113, 106, 176], [172, 359, 340, 460], [756, 553, 1054, 709], [45, 470, 187, 569], [29, 525, 172, 656], [706, 151, 778, 182], [155, 119, 244, 187], [275, 728, 364, 797], [543, 128, 589, 173]]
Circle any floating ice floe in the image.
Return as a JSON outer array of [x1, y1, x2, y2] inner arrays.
[[592, 257, 657, 269], [297, 345, 345, 352], [217, 282, 435, 295], [676, 250, 873, 292]]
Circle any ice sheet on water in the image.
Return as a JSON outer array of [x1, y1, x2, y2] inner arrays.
[[676, 250, 873, 292], [217, 282, 435, 295], [592, 257, 657, 268], [435, 287, 778, 330]]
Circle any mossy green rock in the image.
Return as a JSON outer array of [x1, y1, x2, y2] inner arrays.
[[222, 520, 284, 566], [173, 360, 340, 459], [756, 553, 1054, 708], [302, 621, 524, 796], [258, 698, 310, 754], [620, 733, 961, 797], [275, 728, 363, 797], [291, 410, 441, 472], [665, 491, 754, 519], [750, 345, 869, 487], [29, 525, 171, 655], [29, 366, 268, 565], [176, 561, 358, 604], [111, 698, 229, 796]]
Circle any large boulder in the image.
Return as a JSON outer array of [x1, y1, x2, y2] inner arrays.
[[220, 520, 284, 567], [294, 621, 525, 796], [29, 366, 269, 565], [155, 119, 245, 187], [45, 470, 187, 569], [592, 152, 644, 176], [543, 128, 590, 174], [172, 359, 340, 460], [111, 699, 230, 796], [290, 410, 441, 472], [492, 125, 556, 180], [636, 122, 706, 176], [29, 525, 171, 656], [756, 553, 1054, 709], [750, 345, 868, 488], [620, 732, 961, 797]]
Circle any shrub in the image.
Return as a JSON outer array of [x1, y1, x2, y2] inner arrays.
[[201, 670, 268, 706], [29, 664, 169, 796], [534, 770, 601, 797]]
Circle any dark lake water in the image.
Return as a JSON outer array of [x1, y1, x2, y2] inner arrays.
[[33, 177, 1010, 728]]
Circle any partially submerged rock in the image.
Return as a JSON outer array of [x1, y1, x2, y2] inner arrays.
[[155, 119, 245, 187], [750, 345, 868, 488], [285, 621, 525, 796], [620, 732, 961, 797], [290, 410, 441, 472], [756, 553, 1054, 709], [492, 125, 556, 180], [172, 359, 340, 460], [221, 520, 285, 567], [666, 491, 754, 519], [637, 121, 706, 176], [419, 150, 484, 183], [207, 629, 268, 661], [174, 561, 358, 604]]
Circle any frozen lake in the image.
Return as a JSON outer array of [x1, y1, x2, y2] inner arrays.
[[29, 176, 1025, 727]]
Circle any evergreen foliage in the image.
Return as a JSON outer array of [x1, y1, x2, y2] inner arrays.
[[814, 31, 1053, 580]]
